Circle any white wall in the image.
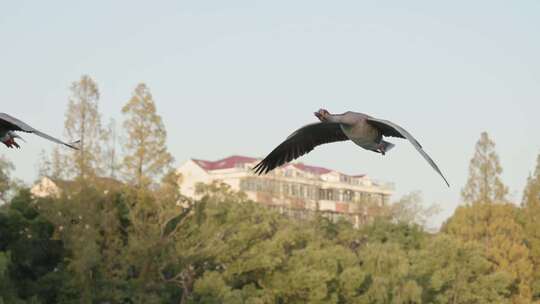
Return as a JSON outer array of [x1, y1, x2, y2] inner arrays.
[[176, 160, 210, 198]]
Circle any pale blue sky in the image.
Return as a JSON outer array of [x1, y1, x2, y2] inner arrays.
[[1, 1, 539, 227]]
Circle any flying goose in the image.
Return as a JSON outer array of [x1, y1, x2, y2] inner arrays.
[[253, 109, 449, 187], [0, 113, 79, 150]]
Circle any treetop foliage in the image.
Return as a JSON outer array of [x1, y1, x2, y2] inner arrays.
[[121, 83, 174, 188], [461, 131, 508, 204], [3, 76, 540, 303]]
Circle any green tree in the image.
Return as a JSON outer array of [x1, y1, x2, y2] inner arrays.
[[117, 83, 178, 301], [121, 83, 173, 187], [523, 154, 540, 208], [390, 191, 440, 227], [267, 243, 359, 304], [522, 153, 540, 299], [413, 234, 512, 304], [63, 75, 106, 181], [461, 132, 508, 204], [104, 118, 120, 179], [443, 203, 533, 303], [188, 186, 429, 304], [37, 185, 133, 303], [0, 189, 66, 304], [0, 251, 25, 304], [122, 172, 188, 303], [37, 147, 68, 180], [180, 182, 294, 303], [0, 156, 14, 203], [359, 218, 427, 251], [355, 242, 422, 304]]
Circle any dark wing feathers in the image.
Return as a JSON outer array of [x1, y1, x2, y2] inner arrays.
[[366, 119, 407, 141], [366, 117, 449, 187], [0, 113, 79, 150], [0, 113, 31, 131], [253, 122, 349, 174], [32, 130, 79, 150]]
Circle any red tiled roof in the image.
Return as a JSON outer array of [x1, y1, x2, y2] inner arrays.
[[192, 155, 363, 177], [291, 163, 332, 175], [192, 155, 258, 171]]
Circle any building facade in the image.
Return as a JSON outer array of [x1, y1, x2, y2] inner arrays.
[[177, 155, 393, 227], [31, 176, 123, 198]]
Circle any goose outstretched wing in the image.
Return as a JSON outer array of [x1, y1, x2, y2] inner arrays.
[[366, 117, 449, 187], [253, 122, 349, 174], [0, 113, 79, 149]]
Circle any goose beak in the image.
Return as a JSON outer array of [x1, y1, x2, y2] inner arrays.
[[314, 110, 326, 121]]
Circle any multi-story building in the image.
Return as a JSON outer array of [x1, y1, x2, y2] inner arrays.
[[177, 155, 393, 227]]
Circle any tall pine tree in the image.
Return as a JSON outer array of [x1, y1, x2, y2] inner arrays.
[[522, 153, 540, 299], [104, 118, 120, 179], [121, 83, 173, 187], [523, 154, 540, 208], [37, 147, 68, 180], [63, 75, 106, 182], [461, 132, 508, 204], [119, 84, 177, 301]]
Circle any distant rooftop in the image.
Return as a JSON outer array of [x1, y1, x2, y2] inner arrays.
[[191, 155, 365, 177], [192, 155, 257, 171]]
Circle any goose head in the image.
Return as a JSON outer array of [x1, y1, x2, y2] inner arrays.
[[314, 108, 331, 122]]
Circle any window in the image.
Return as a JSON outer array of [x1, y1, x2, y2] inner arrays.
[[381, 194, 389, 206], [282, 184, 290, 196], [320, 189, 340, 201], [364, 193, 372, 203], [310, 187, 318, 200], [263, 180, 272, 192], [340, 175, 351, 183], [269, 181, 278, 193], [343, 190, 354, 202], [240, 179, 247, 191], [240, 178, 258, 191], [319, 188, 326, 200], [306, 187, 313, 199], [291, 184, 298, 196], [328, 189, 335, 201], [359, 192, 369, 203]]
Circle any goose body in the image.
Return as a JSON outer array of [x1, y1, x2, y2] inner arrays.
[[338, 114, 382, 151], [253, 109, 449, 187], [0, 113, 79, 150]]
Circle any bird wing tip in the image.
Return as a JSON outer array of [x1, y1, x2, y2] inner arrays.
[[67, 139, 81, 150]]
